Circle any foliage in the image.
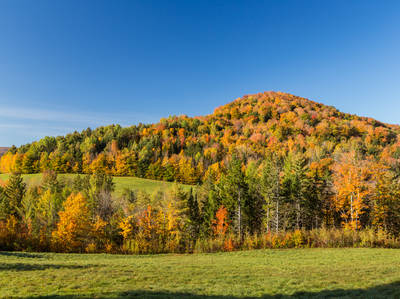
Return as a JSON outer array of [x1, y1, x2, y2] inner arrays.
[[2, 92, 400, 253]]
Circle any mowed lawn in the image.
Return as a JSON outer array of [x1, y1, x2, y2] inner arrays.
[[0, 173, 192, 196], [1, 249, 400, 298]]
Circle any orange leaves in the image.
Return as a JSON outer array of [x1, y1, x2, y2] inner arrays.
[[213, 205, 229, 237], [137, 205, 155, 234], [332, 151, 372, 230]]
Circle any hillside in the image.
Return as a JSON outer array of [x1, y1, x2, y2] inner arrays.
[[2, 92, 400, 252], [0, 147, 9, 156], [1, 91, 400, 185], [0, 173, 192, 196]]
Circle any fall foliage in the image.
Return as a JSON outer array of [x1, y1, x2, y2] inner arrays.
[[2, 92, 400, 253]]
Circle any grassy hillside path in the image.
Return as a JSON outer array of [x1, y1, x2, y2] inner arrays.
[[0, 173, 192, 196]]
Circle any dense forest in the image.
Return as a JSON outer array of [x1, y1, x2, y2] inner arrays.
[[2, 91, 400, 253]]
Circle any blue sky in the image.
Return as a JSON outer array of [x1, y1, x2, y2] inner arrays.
[[1, 0, 400, 146]]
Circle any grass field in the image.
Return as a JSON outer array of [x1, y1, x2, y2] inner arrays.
[[0, 173, 192, 196], [1, 248, 400, 298]]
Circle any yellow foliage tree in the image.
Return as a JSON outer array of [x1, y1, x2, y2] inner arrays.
[[333, 151, 371, 230], [52, 193, 93, 252]]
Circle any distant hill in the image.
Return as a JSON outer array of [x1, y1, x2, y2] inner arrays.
[[0, 147, 9, 156], [1, 91, 399, 184]]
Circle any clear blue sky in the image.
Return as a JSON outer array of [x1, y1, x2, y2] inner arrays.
[[1, 0, 400, 146]]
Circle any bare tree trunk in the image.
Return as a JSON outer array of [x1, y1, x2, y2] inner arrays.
[[276, 201, 279, 233], [350, 194, 354, 228], [238, 189, 241, 241], [296, 200, 300, 229]]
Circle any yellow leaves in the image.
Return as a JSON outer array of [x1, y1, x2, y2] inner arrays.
[[333, 151, 372, 230], [119, 215, 136, 240], [93, 216, 107, 233], [0, 152, 14, 173], [90, 153, 108, 174], [52, 193, 92, 252]]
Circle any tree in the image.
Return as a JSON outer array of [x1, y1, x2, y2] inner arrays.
[[245, 161, 264, 234], [72, 173, 115, 220], [260, 154, 282, 233], [198, 173, 218, 238], [212, 205, 229, 237], [52, 193, 93, 252], [3, 174, 26, 218], [186, 188, 201, 240], [218, 154, 248, 238], [333, 151, 371, 230], [305, 159, 332, 229], [282, 152, 309, 230], [369, 163, 400, 235], [0, 185, 11, 220]]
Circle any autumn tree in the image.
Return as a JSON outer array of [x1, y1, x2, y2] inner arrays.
[[52, 193, 93, 252], [369, 163, 400, 235], [333, 151, 371, 230], [212, 205, 229, 237]]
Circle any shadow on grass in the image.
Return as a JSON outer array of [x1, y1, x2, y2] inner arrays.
[[0, 251, 45, 258], [25, 281, 400, 298], [0, 263, 97, 271]]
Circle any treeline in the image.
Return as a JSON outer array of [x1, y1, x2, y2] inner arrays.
[[2, 147, 400, 254], [1, 92, 400, 187]]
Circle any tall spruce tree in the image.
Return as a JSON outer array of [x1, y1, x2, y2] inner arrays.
[[260, 154, 282, 233], [3, 174, 27, 219], [282, 153, 309, 230], [218, 154, 248, 238]]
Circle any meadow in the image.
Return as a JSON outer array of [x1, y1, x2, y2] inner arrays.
[[1, 248, 400, 298], [0, 173, 192, 196]]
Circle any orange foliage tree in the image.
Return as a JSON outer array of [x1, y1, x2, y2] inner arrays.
[[332, 151, 371, 230], [212, 205, 229, 237]]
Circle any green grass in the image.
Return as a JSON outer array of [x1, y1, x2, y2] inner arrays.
[[1, 249, 400, 298], [0, 173, 192, 196]]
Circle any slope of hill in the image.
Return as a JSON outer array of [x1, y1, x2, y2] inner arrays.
[[0, 173, 192, 196], [0, 147, 9, 156], [1, 91, 399, 185]]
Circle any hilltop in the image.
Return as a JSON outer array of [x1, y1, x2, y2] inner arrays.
[[1, 91, 399, 184], [0, 147, 10, 156], [2, 92, 400, 252]]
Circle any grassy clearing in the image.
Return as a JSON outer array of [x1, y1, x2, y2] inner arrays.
[[0, 173, 192, 196], [0, 248, 400, 298]]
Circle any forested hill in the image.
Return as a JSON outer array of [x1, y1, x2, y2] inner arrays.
[[1, 91, 400, 184]]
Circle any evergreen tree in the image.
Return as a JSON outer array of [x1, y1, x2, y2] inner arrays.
[[282, 153, 309, 230], [260, 154, 282, 232], [218, 154, 248, 237], [186, 188, 201, 240], [3, 174, 27, 218], [245, 162, 264, 234]]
